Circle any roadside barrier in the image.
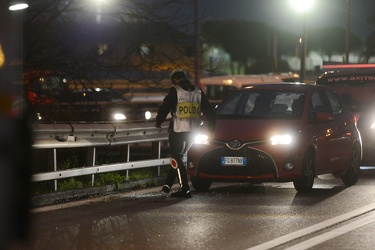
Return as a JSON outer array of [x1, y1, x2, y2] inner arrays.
[[31, 121, 170, 191]]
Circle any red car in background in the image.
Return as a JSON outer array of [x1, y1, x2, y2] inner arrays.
[[187, 83, 361, 192], [316, 64, 375, 165]]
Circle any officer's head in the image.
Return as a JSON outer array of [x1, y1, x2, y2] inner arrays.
[[170, 70, 186, 85]]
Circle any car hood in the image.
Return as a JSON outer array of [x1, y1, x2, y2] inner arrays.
[[213, 118, 304, 142]]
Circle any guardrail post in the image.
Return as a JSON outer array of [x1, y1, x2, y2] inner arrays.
[[152, 141, 161, 176], [120, 144, 130, 179], [53, 149, 57, 191], [32, 148, 56, 192], [85, 147, 96, 186]]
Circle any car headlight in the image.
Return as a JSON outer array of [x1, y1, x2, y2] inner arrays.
[[270, 134, 293, 145], [145, 111, 152, 120], [370, 122, 375, 129], [114, 113, 126, 120], [194, 133, 209, 144]]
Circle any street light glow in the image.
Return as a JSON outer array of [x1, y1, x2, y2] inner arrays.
[[289, 0, 315, 83], [9, 3, 29, 11], [289, 0, 314, 12]]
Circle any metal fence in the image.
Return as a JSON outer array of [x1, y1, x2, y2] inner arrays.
[[31, 121, 171, 191]]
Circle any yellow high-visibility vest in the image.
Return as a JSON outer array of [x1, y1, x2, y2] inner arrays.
[[173, 85, 201, 132]]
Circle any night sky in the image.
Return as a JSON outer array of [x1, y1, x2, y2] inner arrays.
[[199, 0, 375, 40]]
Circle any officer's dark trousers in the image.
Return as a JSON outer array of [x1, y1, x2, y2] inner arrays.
[[164, 131, 194, 191]]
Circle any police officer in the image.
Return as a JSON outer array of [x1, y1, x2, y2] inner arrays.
[[155, 70, 216, 198]]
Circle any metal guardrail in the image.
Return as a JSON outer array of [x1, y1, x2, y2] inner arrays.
[[31, 121, 171, 190]]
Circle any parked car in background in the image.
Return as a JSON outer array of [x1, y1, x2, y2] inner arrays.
[[316, 64, 375, 165], [23, 70, 171, 122], [187, 83, 361, 192], [200, 73, 300, 107]]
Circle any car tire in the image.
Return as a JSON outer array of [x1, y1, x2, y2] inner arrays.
[[341, 143, 361, 186], [293, 150, 315, 193], [191, 177, 212, 191]]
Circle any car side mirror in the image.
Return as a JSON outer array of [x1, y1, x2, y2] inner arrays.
[[315, 112, 334, 122]]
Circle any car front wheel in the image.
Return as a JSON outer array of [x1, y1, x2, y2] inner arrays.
[[191, 177, 212, 191], [293, 150, 315, 192], [341, 144, 361, 186]]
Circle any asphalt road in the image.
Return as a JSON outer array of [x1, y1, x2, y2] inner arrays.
[[10, 167, 375, 250]]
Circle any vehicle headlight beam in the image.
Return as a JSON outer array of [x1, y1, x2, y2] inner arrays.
[[270, 134, 293, 145], [194, 133, 209, 144]]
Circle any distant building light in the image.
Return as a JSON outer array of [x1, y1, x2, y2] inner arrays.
[[98, 44, 108, 55], [140, 44, 149, 57], [9, 2, 29, 11]]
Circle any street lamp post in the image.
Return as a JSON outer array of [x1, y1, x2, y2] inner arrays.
[[93, 0, 105, 24], [345, 0, 351, 64], [300, 14, 307, 81], [194, 0, 202, 88], [290, 0, 314, 82]]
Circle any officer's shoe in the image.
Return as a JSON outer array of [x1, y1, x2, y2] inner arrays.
[[161, 185, 171, 193], [170, 189, 191, 198]]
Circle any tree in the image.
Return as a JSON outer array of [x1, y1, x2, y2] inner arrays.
[[308, 26, 362, 61], [201, 20, 298, 74], [364, 15, 375, 62], [22, 0, 200, 121], [202, 20, 275, 74]]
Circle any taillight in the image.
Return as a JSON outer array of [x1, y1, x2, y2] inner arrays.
[[353, 114, 358, 126]]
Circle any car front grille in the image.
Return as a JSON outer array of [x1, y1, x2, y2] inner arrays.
[[197, 146, 277, 176]]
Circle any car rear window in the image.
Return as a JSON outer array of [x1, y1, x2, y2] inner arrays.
[[317, 74, 375, 112]]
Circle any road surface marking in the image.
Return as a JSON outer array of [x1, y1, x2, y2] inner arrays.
[[246, 203, 375, 250], [284, 212, 375, 250]]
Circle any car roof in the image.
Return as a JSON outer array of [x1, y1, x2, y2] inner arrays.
[[200, 74, 300, 88], [318, 70, 375, 77], [321, 63, 375, 72], [318, 63, 375, 84], [241, 82, 313, 90], [317, 71, 375, 85]]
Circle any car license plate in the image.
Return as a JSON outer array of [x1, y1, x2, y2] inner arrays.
[[221, 156, 247, 166]]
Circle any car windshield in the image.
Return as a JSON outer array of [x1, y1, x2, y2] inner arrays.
[[216, 90, 305, 119]]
